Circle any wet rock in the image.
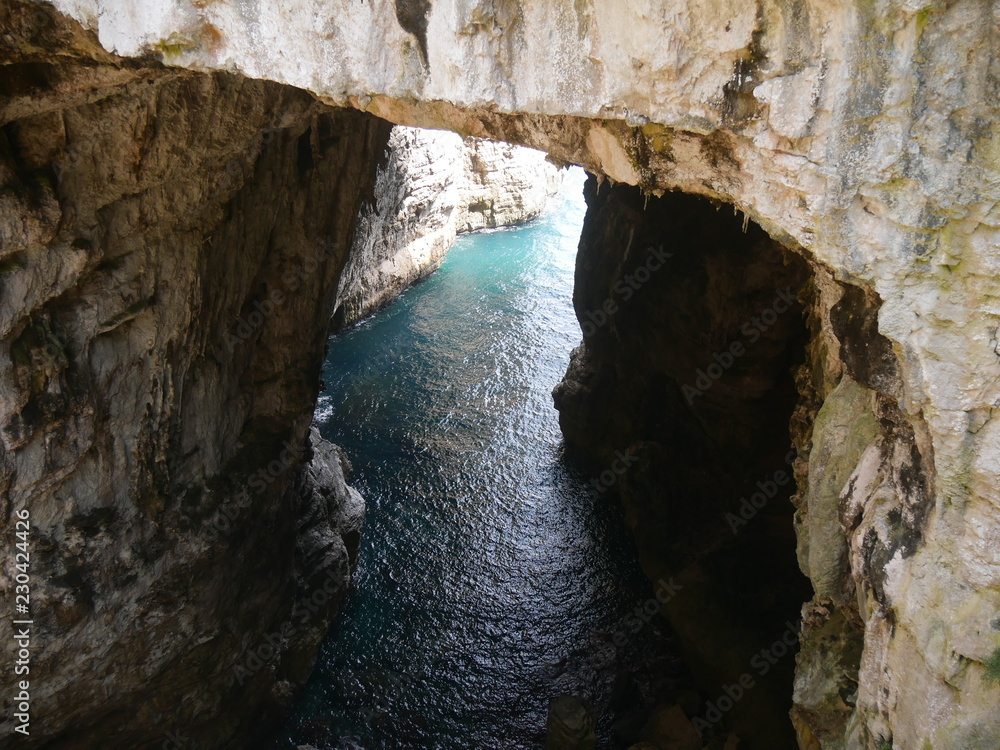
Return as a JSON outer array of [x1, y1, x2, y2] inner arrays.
[[545, 695, 598, 750]]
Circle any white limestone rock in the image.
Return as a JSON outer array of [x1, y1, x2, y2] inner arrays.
[[334, 125, 561, 326]]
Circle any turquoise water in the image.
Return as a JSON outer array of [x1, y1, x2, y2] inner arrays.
[[273, 169, 678, 749]]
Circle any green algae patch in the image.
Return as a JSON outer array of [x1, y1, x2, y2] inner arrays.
[[984, 647, 1000, 685]]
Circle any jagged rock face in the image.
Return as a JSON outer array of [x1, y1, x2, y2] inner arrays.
[[554, 177, 814, 748], [8, 0, 1000, 747], [0, 5, 388, 747], [333, 125, 560, 328], [552, 176, 987, 750], [456, 137, 562, 234]]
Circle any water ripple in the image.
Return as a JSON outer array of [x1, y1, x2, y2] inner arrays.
[[273, 169, 676, 750]]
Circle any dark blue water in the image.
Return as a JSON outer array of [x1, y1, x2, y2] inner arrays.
[[273, 169, 679, 749]]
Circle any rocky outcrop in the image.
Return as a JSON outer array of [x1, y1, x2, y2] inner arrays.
[[0, 4, 387, 747], [456, 136, 562, 234], [5, 0, 1000, 748], [553, 175, 991, 750], [553, 179, 814, 748], [333, 125, 560, 328]]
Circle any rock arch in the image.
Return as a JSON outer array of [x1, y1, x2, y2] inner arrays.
[[1, 0, 998, 747]]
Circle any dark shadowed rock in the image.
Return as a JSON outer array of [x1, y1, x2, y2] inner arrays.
[[546, 695, 598, 750]]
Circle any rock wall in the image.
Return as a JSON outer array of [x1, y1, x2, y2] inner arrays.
[[6, 0, 1000, 748], [456, 136, 563, 234], [554, 178, 814, 748], [0, 4, 388, 747], [553, 173, 995, 750], [333, 125, 561, 328]]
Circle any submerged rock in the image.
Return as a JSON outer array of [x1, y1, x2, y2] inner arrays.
[[639, 705, 703, 750]]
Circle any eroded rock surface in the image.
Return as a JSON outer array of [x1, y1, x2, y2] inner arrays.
[[0, 5, 388, 746]]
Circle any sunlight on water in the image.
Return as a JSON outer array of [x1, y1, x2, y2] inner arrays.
[[273, 168, 677, 749]]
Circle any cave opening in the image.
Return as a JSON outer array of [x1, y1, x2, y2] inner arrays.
[[275, 166, 687, 749], [7, 0, 989, 745], [275, 143, 815, 749]]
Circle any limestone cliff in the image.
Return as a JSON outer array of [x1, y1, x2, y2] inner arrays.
[[0, 4, 386, 747], [333, 125, 561, 328], [3, 0, 999, 748]]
